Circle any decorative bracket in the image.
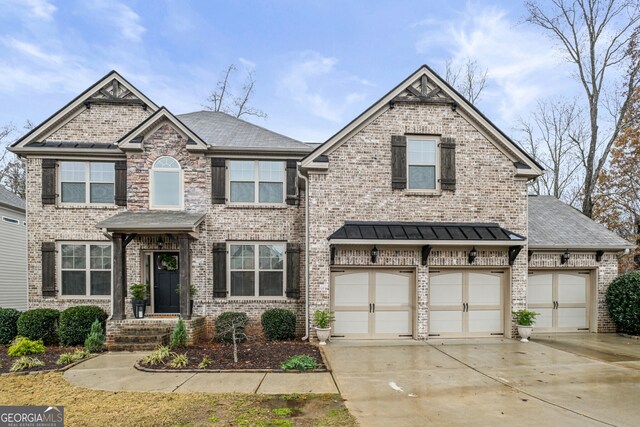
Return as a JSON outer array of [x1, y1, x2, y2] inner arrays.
[[528, 250, 533, 262], [421, 245, 432, 266], [330, 244, 336, 265], [595, 250, 604, 262], [508, 246, 522, 266]]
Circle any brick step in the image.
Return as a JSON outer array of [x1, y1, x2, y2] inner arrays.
[[108, 343, 163, 352], [112, 333, 169, 344]]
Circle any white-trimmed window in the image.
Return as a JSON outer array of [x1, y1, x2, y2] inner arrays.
[[151, 156, 183, 209], [60, 243, 111, 297], [60, 161, 115, 204], [407, 137, 438, 190], [228, 243, 285, 297], [229, 160, 284, 203]]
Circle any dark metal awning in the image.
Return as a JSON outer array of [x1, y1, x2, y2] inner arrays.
[[328, 221, 525, 246], [96, 211, 205, 237]]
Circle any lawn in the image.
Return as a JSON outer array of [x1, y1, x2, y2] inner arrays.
[[0, 373, 357, 427]]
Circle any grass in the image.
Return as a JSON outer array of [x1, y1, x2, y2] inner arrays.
[[0, 373, 357, 426]]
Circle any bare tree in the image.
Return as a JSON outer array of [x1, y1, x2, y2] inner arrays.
[[206, 64, 267, 119], [525, 0, 640, 217], [0, 122, 26, 198], [444, 57, 488, 104], [216, 315, 248, 363]]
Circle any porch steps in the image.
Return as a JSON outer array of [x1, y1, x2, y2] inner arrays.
[[107, 325, 172, 352]]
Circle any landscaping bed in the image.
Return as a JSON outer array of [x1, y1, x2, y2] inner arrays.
[[0, 346, 91, 374]]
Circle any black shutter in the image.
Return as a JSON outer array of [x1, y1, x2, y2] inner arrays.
[[391, 135, 407, 189], [212, 243, 227, 297], [212, 158, 226, 204], [440, 137, 456, 191], [285, 243, 300, 298], [285, 160, 298, 205], [114, 160, 127, 206], [42, 159, 56, 205], [41, 242, 56, 297]]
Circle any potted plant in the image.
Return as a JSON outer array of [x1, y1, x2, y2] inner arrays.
[[130, 283, 148, 319], [513, 309, 540, 342], [175, 284, 197, 314], [313, 309, 335, 346]]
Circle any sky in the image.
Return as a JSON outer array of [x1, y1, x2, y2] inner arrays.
[[0, 0, 582, 143]]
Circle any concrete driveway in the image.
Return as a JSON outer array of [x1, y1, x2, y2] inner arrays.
[[323, 334, 640, 427]]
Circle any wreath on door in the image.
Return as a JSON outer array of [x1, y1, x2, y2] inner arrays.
[[157, 253, 178, 271]]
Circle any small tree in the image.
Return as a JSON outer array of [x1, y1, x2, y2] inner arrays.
[[84, 319, 106, 353], [216, 314, 248, 363], [170, 317, 188, 348]]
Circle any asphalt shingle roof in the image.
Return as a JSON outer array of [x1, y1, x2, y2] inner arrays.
[[528, 195, 633, 249], [0, 186, 25, 212], [177, 111, 312, 152]]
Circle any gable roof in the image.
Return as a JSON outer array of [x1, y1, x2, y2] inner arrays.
[[528, 195, 634, 250], [301, 64, 543, 176], [0, 186, 25, 212], [177, 111, 312, 153]]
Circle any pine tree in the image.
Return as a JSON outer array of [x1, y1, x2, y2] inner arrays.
[[84, 319, 106, 353]]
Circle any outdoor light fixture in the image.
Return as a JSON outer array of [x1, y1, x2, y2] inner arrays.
[[468, 246, 478, 264], [560, 249, 570, 265], [371, 246, 379, 264], [157, 237, 164, 250]]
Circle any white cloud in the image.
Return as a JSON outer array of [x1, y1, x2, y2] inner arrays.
[[4, 0, 57, 21], [238, 57, 256, 69], [88, 0, 146, 42], [3, 37, 62, 64]]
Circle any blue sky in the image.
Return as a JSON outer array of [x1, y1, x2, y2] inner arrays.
[[0, 0, 579, 142]]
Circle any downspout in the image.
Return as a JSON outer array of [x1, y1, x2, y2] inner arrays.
[[298, 167, 310, 341]]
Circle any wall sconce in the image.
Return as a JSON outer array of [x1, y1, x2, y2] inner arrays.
[[371, 246, 379, 264], [468, 246, 478, 264], [157, 237, 164, 250], [560, 249, 570, 265]]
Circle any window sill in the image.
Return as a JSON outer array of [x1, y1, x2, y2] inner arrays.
[[57, 295, 111, 299], [226, 296, 289, 301], [56, 204, 121, 210], [404, 190, 442, 197], [225, 204, 289, 209]]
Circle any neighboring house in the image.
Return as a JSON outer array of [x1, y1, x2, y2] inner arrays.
[[0, 186, 27, 310], [9, 66, 633, 344]]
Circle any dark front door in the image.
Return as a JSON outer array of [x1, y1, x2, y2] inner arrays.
[[154, 252, 180, 313]]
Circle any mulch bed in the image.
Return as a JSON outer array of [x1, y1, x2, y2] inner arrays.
[[0, 346, 85, 374], [142, 340, 324, 371]]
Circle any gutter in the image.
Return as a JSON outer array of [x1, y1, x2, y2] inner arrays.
[[298, 167, 310, 341]]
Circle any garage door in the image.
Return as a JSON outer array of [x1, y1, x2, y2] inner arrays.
[[528, 271, 590, 332], [429, 270, 504, 337], [331, 269, 413, 339]]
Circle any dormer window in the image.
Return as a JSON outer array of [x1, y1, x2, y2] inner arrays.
[[151, 156, 183, 209]]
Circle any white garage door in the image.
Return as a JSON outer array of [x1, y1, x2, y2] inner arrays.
[[429, 270, 504, 338], [528, 271, 590, 332], [331, 269, 413, 339]]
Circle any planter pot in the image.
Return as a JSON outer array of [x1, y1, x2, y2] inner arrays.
[[132, 300, 146, 319], [315, 327, 331, 345], [517, 325, 533, 342]]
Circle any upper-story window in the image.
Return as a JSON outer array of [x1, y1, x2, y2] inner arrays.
[[60, 161, 115, 204], [229, 160, 284, 204], [151, 156, 183, 209], [407, 137, 438, 190]]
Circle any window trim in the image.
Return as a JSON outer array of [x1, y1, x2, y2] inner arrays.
[[227, 160, 286, 205], [58, 161, 116, 206], [58, 241, 112, 299], [406, 136, 440, 193], [227, 241, 287, 299], [149, 156, 184, 210]]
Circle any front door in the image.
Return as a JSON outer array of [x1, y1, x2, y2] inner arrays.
[[153, 252, 180, 313]]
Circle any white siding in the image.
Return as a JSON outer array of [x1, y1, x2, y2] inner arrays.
[[0, 205, 27, 310]]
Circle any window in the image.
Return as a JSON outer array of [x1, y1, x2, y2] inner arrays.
[[2, 216, 19, 225], [229, 161, 284, 203], [229, 243, 285, 297], [60, 162, 115, 204], [60, 243, 111, 297], [407, 138, 438, 190], [151, 156, 182, 209]]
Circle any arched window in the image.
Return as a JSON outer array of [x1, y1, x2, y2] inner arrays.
[[151, 156, 182, 209]]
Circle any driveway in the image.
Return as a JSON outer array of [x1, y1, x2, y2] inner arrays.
[[323, 334, 640, 427]]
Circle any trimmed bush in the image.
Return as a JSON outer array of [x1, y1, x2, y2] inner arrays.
[[215, 312, 249, 343], [261, 308, 296, 340], [84, 319, 106, 353], [170, 318, 188, 348], [606, 270, 640, 334], [17, 308, 60, 345], [0, 308, 21, 345], [7, 337, 46, 357], [58, 306, 107, 346]]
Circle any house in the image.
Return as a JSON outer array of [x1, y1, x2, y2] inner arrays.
[[9, 66, 633, 345], [0, 186, 27, 310]]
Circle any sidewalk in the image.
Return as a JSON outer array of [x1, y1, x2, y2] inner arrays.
[[63, 352, 338, 394]]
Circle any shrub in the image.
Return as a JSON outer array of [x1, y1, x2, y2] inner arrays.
[[7, 337, 46, 357], [281, 355, 319, 371], [10, 356, 44, 372], [84, 319, 106, 353], [168, 352, 189, 368], [170, 318, 188, 348], [261, 309, 297, 340], [215, 312, 249, 343], [606, 270, 640, 334], [141, 345, 171, 366], [17, 308, 60, 345], [56, 349, 90, 365], [0, 308, 21, 345], [59, 306, 107, 346], [198, 357, 211, 369]]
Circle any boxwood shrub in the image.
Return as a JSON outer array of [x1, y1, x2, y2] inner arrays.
[[59, 306, 107, 346], [606, 270, 640, 334], [0, 308, 21, 345], [215, 312, 249, 343], [17, 308, 60, 345], [261, 308, 296, 340]]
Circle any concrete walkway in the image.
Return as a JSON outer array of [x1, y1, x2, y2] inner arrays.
[[323, 334, 640, 427], [64, 352, 338, 394]]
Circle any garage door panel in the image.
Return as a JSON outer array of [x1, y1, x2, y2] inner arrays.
[[558, 307, 588, 329], [334, 273, 369, 307], [557, 274, 587, 304], [334, 311, 369, 335], [430, 310, 463, 334], [375, 311, 411, 334], [468, 273, 501, 305], [468, 310, 501, 333], [532, 308, 553, 329], [528, 273, 553, 304], [430, 273, 462, 306], [375, 273, 409, 307]]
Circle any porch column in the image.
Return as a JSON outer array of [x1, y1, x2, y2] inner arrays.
[[112, 233, 126, 320], [179, 234, 191, 319]]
